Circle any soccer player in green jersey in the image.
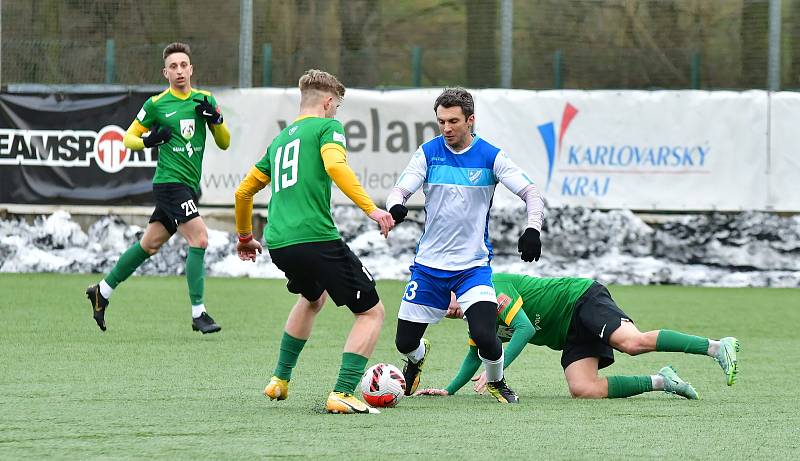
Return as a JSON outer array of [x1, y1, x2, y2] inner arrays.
[[233, 69, 396, 414], [416, 273, 739, 400], [85, 42, 231, 334]]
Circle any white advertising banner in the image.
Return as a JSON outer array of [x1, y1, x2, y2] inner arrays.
[[768, 93, 800, 211], [201, 89, 771, 211]]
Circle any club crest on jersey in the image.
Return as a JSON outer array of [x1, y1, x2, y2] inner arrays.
[[468, 168, 482, 184], [180, 119, 195, 139], [496, 294, 512, 314]]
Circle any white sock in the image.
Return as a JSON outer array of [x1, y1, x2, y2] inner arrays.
[[406, 339, 426, 363], [707, 340, 721, 357], [481, 350, 504, 382], [651, 374, 664, 391], [99, 280, 114, 299], [192, 304, 206, 319]]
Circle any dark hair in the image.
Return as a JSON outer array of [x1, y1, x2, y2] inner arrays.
[[434, 87, 474, 118], [163, 42, 191, 61]]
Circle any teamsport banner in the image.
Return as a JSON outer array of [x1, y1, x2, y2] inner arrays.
[[202, 88, 775, 210], [0, 92, 158, 205], [2, 88, 796, 211]]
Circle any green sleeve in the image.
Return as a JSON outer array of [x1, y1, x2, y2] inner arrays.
[[254, 142, 273, 177], [444, 346, 481, 395], [136, 98, 156, 129], [503, 308, 535, 369]]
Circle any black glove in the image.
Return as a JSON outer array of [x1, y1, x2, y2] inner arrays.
[[193, 96, 223, 124], [518, 228, 542, 262], [143, 123, 172, 148], [389, 204, 408, 225]]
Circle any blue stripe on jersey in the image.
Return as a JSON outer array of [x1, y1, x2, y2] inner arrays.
[[428, 165, 496, 187], [421, 135, 500, 169]]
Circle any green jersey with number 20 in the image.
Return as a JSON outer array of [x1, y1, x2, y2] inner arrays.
[[255, 116, 347, 249], [136, 88, 218, 191]]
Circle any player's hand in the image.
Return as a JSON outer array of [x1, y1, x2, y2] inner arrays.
[[471, 371, 488, 394], [143, 123, 172, 148], [389, 204, 408, 225], [193, 95, 223, 124], [368, 208, 395, 238], [413, 388, 449, 396], [518, 227, 542, 262], [236, 235, 263, 262]]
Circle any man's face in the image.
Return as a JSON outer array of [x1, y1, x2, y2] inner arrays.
[[163, 52, 192, 89], [436, 105, 474, 150]]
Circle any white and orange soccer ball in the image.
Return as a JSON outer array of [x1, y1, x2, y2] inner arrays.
[[360, 363, 406, 407]]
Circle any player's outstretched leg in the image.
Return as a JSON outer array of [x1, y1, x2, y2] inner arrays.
[[658, 365, 699, 400], [714, 337, 740, 386]]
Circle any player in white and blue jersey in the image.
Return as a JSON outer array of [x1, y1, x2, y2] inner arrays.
[[386, 88, 545, 404]]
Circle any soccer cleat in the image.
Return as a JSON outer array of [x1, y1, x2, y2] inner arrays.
[[325, 391, 380, 414], [263, 376, 289, 401], [85, 284, 109, 331], [715, 337, 739, 386], [486, 378, 519, 404], [402, 338, 430, 396], [659, 365, 699, 400], [191, 312, 221, 334]]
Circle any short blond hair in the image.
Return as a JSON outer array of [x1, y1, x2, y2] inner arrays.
[[298, 69, 345, 99]]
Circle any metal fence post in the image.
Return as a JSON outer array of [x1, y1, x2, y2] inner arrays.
[[105, 39, 115, 84], [239, 0, 253, 88], [411, 46, 422, 87], [767, 0, 782, 91], [553, 50, 562, 89], [691, 51, 701, 89], [500, 0, 513, 88], [262, 44, 272, 87]]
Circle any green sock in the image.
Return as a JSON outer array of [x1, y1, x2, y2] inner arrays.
[[273, 332, 308, 381], [656, 329, 709, 355], [607, 375, 653, 398], [333, 352, 369, 394], [105, 242, 150, 288], [186, 247, 205, 305]]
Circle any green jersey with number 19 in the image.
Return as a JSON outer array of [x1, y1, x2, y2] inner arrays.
[[255, 116, 347, 249], [136, 88, 218, 191]]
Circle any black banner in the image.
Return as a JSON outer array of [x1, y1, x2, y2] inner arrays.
[[0, 91, 160, 205]]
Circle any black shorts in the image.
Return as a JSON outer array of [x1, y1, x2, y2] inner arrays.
[[268, 239, 379, 313], [561, 282, 633, 370], [149, 183, 200, 235]]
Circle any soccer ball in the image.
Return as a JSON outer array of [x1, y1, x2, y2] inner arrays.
[[360, 363, 406, 407]]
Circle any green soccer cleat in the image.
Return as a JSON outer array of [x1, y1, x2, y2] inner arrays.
[[402, 338, 430, 396], [715, 337, 739, 386], [659, 365, 699, 400]]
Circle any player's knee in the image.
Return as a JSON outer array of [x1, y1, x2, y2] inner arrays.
[[194, 236, 209, 249], [568, 381, 603, 399], [139, 241, 161, 255], [395, 330, 420, 354], [617, 336, 647, 356]]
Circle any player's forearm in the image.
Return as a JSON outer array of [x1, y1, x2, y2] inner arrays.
[[321, 147, 377, 215], [386, 187, 412, 210], [444, 346, 481, 395], [210, 121, 231, 150], [517, 183, 545, 231], [124, 121, 147, 151], [503, 321, 535, 369], [235, 167, 270, 236]]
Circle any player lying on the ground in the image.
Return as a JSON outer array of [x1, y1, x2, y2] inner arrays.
[[414, 273, 739, 400]]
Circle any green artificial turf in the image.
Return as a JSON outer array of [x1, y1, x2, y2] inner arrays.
[[1, 273, 797, 459]]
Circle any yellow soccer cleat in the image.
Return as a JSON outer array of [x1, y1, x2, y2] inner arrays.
[[325, 391, 380, 414], [263, 376, 289, 401]]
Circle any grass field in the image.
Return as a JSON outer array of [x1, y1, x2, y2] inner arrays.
[[1, 273, 798, 460]]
